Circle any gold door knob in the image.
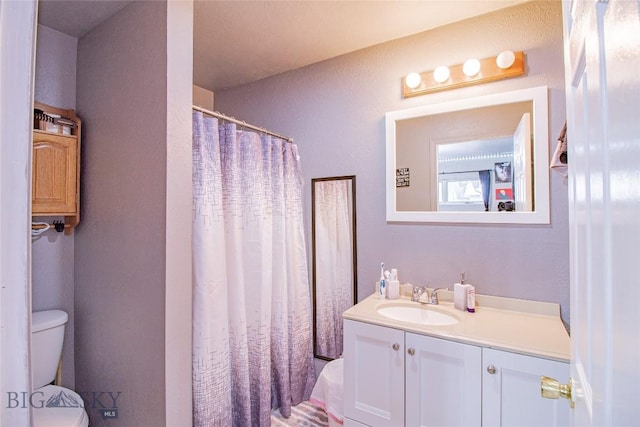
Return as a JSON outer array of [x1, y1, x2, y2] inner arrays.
[[392, 343, 400, 351], [540, 376, 574, 408], [407, 348, 415, 356]]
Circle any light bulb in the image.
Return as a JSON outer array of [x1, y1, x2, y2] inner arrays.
[[463, 58, 481, 77], [433, 66, 450, 83], [405, 72, 422, 89], [496, 50, 516, 69]]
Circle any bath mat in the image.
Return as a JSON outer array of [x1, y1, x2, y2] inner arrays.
[[270, 400, 329, 426]]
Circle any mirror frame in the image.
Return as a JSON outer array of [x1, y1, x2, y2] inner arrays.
[[311, 175, 358, 361], [385, 86, 550, 224]]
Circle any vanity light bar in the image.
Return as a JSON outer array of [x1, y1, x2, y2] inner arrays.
[[402, 51, 526, 98]]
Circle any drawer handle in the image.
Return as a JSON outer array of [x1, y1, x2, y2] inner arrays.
[[487, 365, 496, 374], [392, 343, 400, 351], [407, 348, 415, 356]]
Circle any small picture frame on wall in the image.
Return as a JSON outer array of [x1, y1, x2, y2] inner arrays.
[[396, 168, 410, 187], [494, 161, 512, 183]]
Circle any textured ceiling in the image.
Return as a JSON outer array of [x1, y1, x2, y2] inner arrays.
[[38, 0, 132, 38], [38, 0, 529, 91], [193, 1, 529, 90]]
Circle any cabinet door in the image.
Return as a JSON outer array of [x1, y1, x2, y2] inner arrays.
[[32, 131, 78, 214], [344, 320, 405, 427], [482, 348, 569, 426], [406, 333, 481, 427]]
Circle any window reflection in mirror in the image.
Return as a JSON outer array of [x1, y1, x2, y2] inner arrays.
[[312, 176, 357, 361]]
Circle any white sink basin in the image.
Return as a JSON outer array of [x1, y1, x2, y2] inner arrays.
[[377, 304, 459, 326]]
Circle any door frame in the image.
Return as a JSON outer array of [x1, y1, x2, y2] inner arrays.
[[0, 0, 38, 425]]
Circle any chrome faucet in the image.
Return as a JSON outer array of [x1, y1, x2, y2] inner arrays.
[[411, 285, 426, 302], [426, 288, 447, 305], [412, 286, 448, 304]]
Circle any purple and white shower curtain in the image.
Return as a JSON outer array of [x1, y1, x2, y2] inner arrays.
[[192, 111, 316, 426]]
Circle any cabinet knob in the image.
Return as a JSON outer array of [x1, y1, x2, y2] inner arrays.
[[392, 343, 400, 351], [407, 348, 415, 356], [486, 365, 497, 374]]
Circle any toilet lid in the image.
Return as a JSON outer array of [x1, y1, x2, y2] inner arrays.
[[32, 385, 89, 427]]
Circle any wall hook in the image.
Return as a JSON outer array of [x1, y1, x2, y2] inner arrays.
[[53, 220, 65, 232]]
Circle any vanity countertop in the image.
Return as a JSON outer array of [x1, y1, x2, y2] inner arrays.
[[343, 291, 570, 362]]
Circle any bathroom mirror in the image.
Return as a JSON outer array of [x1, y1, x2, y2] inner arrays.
[[385, 86, 549, 224], [312, 176, 357, 361]]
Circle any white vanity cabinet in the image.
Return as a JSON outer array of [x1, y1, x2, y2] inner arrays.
[[405, 332, 482, 426], [482, 348, 569, 426], [343, 320, 405, 426], [344, 320, 482, 427], [344, 318, 569, 427]]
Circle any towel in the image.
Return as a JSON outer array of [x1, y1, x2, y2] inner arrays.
[[310, 358, 344, 426], [550, 121, 568, 177]]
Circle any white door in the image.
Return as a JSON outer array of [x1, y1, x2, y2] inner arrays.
[[343, 320, 405, 427], [405, 333, 481, 427], [512, 112, 532, 211], [0, 1, 37, 426], [563, 0, 640, 425], [483, 349, 569, 426]]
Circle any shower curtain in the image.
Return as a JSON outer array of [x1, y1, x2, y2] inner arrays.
[[192, 111, 316, 426], [314, 180, 353, 358]]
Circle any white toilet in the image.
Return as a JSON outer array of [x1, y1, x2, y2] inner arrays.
[[310, 358, 344, 427], [32, 310, 89, 427]]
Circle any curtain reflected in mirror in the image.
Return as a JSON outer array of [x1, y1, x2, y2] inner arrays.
[[312, 176, 357, 361]]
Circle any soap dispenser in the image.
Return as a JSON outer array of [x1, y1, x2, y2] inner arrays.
[[453, 272, 469, 311]]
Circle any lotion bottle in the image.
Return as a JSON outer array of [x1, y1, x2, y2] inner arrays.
[[466, 285, 476, 313]]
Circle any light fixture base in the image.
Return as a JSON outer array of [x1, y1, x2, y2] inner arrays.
[[402, 51, 526, 98]]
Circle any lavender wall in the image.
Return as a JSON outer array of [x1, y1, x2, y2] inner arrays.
[[75, 2, 173, 425], [215, 1, 570, 325], [35, 25, 76, 109], [32, 24, 77, 388]]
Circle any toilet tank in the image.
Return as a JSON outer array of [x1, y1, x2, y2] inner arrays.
[[32, 310, 67, 389]]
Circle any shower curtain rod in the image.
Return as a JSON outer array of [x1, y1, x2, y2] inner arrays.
[[193, 105, 293, 143], [439, 169, 492, 175]]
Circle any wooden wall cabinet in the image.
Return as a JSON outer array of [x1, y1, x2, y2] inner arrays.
[[32, 102, 81, 235]]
